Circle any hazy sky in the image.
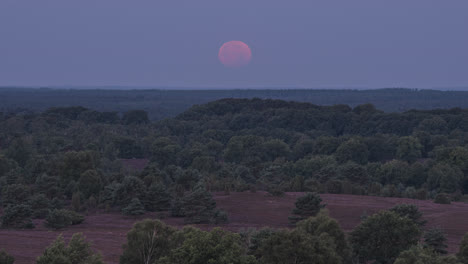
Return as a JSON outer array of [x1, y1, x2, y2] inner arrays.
[[0, 0, 467, 88]]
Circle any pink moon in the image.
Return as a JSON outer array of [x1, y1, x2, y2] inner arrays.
[[218, 41, 252, 68]]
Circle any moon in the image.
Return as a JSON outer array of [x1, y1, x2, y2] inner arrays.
[[218, 41, 252, 68]]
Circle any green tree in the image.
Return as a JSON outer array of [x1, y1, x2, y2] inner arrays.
[[27, 194, 51, 219], [151, 137, 181, 167], [1, 184, 30, 206], [159, 227, 257, 264], [255, 228, 342, 264], [1, 204, 34, 229], [335, 138, 369, 164], [143, 183, 171, 212], [390, 204, 427, 228], [295, 211, 351, 261], [60, 151, 98, 182], [0, 249, 14, 264], [120, 219, 178, 264], [379, 160, 411, 185], [288, 193, 325, 225], [350, 211, 422, 264], [71, 192, 81, 212], [36, 233, 103, 264], [6, 137, 32, 167], [395, 246, 460, 264], [397, 136, 423, 163], [338, 161, 369, 184], [423, 228, 448, 255], [428, 163, 463, 193], [78, 170, 102, 199], [180, 183, 225, 224], [261, 139, 290, 161], [122, 198, 145, 216]]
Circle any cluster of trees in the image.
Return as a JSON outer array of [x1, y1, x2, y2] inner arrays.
[[2, 98, 468, 230], [4, 201, 467, 264]]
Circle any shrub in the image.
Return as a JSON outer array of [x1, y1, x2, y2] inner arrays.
[[266, 185, 284, 197], [121, 198, 145, 216], [434, 193, 451, 204], [213, 209, 229, 224], [288, 192, 325, 225], [45, 209, 84, 229]]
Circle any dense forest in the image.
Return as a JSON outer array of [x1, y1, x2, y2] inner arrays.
[[2, 98, 468, 263], [3, 88, 468, 120]]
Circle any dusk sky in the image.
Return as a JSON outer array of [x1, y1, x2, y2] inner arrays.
[[0, 0, 467, 88]]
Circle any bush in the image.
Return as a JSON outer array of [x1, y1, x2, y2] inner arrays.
[[288, 192, 325, 225], [122, 198, 145, 216], [0, 249, 14, 264], [45, 209, 84, 229], [1, 204, 34, 229], [266, 186, 284, 197], [213, 209, 229, 224], [434, 193, 451, 204]]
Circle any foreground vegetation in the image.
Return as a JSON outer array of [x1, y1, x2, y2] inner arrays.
[[2, 203, 468, 264]]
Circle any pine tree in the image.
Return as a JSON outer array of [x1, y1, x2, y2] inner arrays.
[[423, 228, 448, 255], [122, 198, 145, 216], [143, 183, 171, 212], [390, 204, 427, 228], [288, 192, 325, 225], [181, 182, 218, 224]]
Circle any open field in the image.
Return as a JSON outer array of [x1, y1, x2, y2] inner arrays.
[[1, 192, 468, 264]]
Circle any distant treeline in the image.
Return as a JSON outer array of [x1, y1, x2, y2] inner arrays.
[[2, 88, 468, 120]]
